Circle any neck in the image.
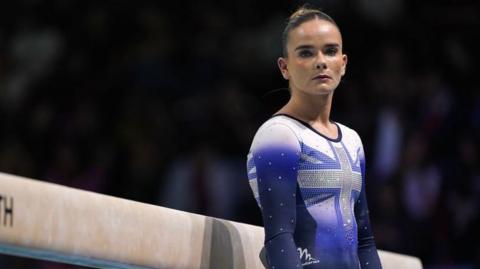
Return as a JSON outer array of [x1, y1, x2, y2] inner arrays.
[[280, 90, 334, 125]]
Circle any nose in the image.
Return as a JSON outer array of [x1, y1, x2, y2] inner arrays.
[[315, 52, 327, 70]]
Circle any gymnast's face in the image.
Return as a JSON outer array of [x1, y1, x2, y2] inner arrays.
[[278, 18, 347, 96]]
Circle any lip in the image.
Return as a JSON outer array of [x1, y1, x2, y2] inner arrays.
[[313, 74, 332, 80]]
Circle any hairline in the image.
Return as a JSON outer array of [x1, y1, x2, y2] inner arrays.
[[282, 11, 341, 58], [283, 18, 342, 58]]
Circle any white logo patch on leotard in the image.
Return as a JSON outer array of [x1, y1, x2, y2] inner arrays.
[[297, 247, 320, 266]]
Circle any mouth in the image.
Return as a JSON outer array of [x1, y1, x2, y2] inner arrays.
[[313, 74, 332, 81]]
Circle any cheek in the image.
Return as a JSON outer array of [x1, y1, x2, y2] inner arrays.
[[330, 60, 344, 76], [290, 63, 310, 79]]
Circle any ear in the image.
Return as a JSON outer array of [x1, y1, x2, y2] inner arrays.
[[277, 57, 289, 80], [341, 54, 348, 76]]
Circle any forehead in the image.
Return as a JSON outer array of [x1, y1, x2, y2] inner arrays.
[[288, 19, 342, 48]]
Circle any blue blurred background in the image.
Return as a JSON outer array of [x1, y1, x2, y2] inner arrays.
[[0, 0, 479, 268]]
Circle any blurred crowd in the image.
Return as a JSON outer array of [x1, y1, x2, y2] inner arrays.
[[0, 0, 479, 268]]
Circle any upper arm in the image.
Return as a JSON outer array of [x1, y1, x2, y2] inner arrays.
[[354, 136, 373, 239], [354, 135, 382, 269], [250, 123, 301, 240]]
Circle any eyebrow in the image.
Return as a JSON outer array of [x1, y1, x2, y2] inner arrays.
[[294, 43, 340, 51], [294, 45, 314, 51]]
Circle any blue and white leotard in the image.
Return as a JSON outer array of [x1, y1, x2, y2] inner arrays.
[[247, 114, 382, 269]]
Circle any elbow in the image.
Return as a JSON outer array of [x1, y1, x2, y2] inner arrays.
[[358, 235, 377, 250]]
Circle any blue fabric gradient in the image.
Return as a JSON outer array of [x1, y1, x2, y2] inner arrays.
[[247, 116, 382, 269]]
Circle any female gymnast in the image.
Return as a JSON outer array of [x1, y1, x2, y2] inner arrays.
[[246, 6, 383, 269]]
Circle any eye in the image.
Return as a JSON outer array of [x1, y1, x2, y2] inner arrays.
[[298, 49, 314, 58], [324, 47, 338, 56]]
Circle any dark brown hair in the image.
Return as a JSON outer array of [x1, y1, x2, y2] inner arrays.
[[282, 6, 339, 57]]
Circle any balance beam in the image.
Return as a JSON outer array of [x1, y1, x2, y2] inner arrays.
[[0, 172, 422, 268]]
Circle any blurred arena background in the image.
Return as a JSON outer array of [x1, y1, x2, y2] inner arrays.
[[0, 0, 479, 268]]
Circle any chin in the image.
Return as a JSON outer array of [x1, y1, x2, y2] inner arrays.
[[315, 91, 334, 96], [313, 87, 335, 95], [296, 85, 335, 96]]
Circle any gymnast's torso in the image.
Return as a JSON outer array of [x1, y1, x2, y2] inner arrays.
[[247, 114, 381, 269]]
